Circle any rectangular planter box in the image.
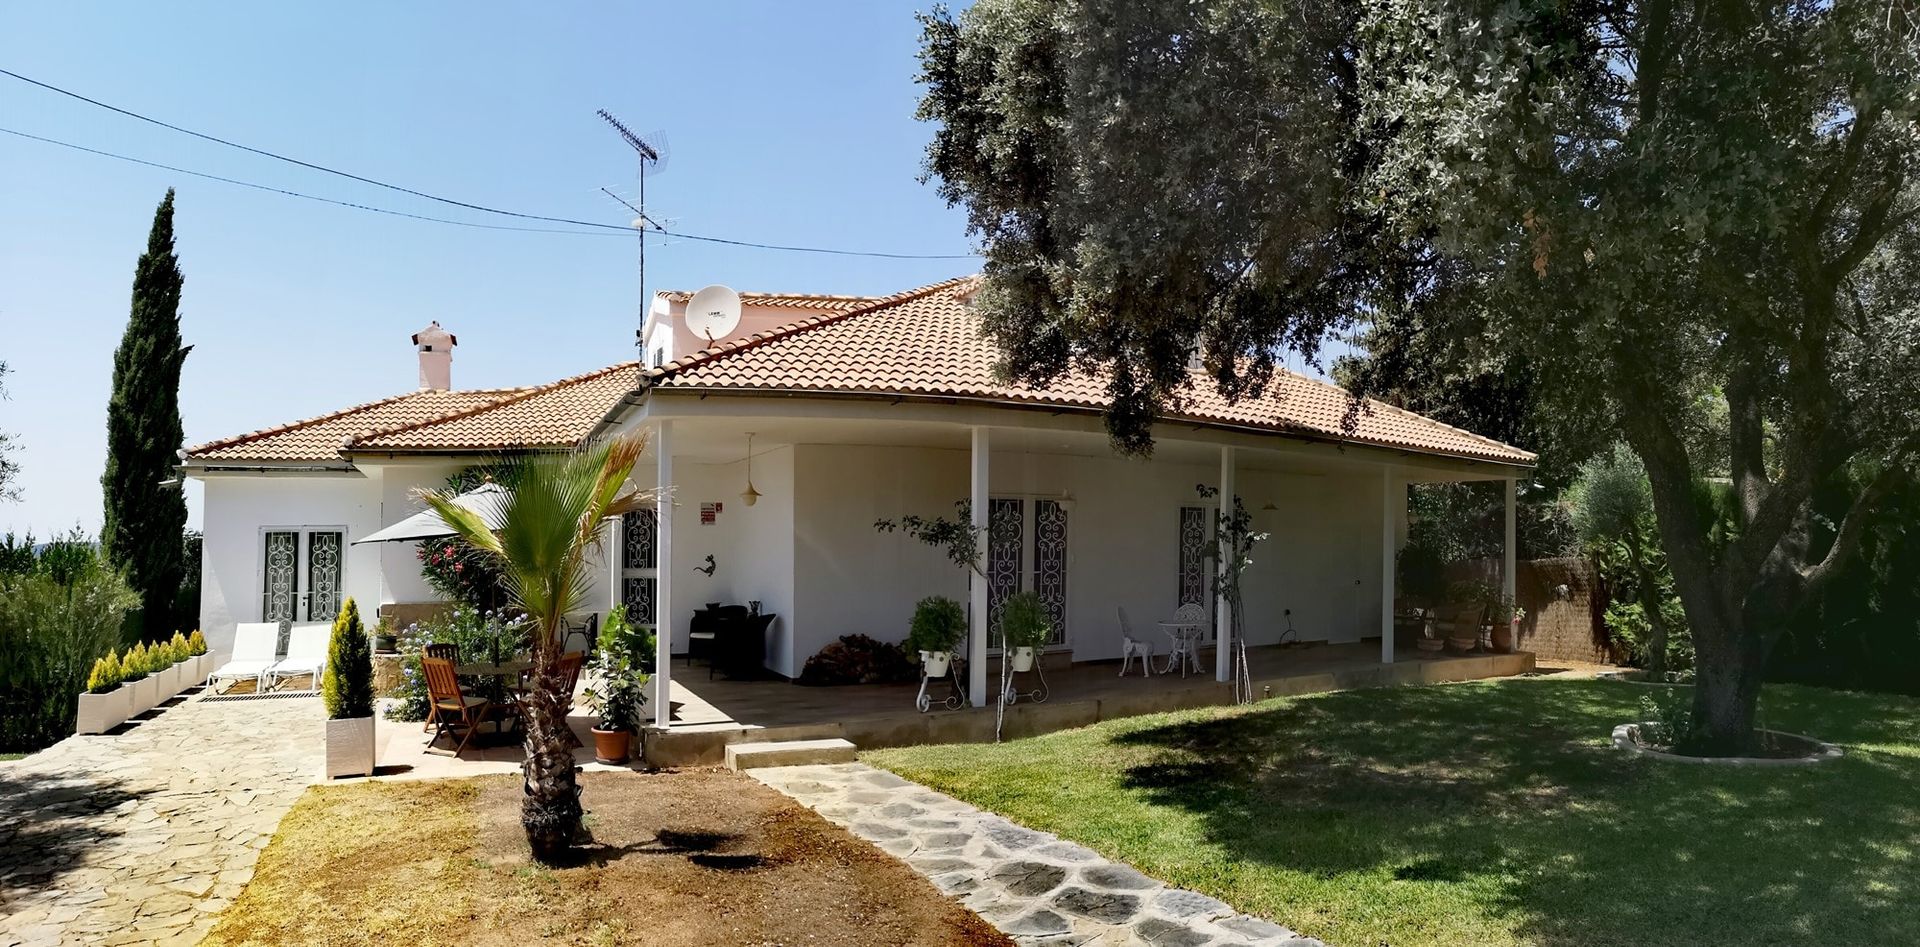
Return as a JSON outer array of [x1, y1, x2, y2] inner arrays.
[[75, 687, 131, 734], [154, 664, 182, 702], [324, 716, 377, 779], [195, 653, 213, 685], [127, 676, 156, 716]]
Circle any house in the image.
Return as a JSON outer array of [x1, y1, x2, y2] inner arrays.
[[182, 276, 1533, 722]]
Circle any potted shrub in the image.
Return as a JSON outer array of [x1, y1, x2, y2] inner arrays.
[[163, 632, 192, 698], [321, 598, 377, 779], [123, 642, 155, 716], [583, 612, 645, 764], [906, 596, 966, 678], [372, 617, 398, 655], [999, 591, 1051, 672], [187, 629, 210, 685], [76, 650, 129, 734]]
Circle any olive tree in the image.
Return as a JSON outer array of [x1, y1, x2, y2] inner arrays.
[[921, 0, 1920, 755]]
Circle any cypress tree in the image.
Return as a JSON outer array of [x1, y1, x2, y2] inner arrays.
[[102, 189, 191, 641]]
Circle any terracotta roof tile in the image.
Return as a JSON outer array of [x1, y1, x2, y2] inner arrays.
[[650, 278, 1533, 465], [655, 289, 881, 312], [186, 388, 526, 463], [349, 362, 640, 452], [186, 362, 640, 463]]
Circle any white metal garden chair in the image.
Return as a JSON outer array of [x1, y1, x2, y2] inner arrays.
[[1160, 603, 1210, 676], [264, 622, 331, 691], [1117, 606, 1153, 677], [206, 622, 280, 693]]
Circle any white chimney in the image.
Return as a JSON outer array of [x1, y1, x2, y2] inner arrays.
[[412, 321, 456, 391]]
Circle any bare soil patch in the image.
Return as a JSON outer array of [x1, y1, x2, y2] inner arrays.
[[204, 770, 1010, 947]]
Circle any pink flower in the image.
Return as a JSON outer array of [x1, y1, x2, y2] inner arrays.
[[443, 545, 455, 557], [453, 563, 463, 573]]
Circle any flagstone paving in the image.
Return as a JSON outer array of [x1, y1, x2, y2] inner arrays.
[[752, 762, 1325, 947], [0, 693, 322, 947]]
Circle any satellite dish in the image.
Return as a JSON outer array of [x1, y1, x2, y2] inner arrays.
[[684, 284, 743, 344]]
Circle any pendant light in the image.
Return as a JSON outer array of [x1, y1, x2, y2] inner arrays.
[[740, 432, 761, 507]]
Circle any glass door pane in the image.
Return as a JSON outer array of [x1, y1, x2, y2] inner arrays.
[[262, 531, 300, 623], [306, 531, 344, 621], [986, 497, 1024, 648], [621, 509, 658, 625], [1034, 499, 1069, 646], [1177, 506, 1209, 615]]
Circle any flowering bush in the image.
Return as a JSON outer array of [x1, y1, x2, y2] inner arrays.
[[383, 606, 531, 722], [417, 540, 506, 610]]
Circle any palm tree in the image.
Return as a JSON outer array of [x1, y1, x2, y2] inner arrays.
[[420, 434, 651, 861]]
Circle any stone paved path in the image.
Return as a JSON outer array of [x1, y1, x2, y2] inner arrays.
[[753, 763, 1325, 947], [0, 693, 322, 947]]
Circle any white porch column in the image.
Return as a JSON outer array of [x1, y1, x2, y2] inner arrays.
[[608, 514, 623, 614], [1216, 445, 1236, 682], [654, 419, 673, 730], [1380, 468, 1398, 664], [1503, 477, 1518, 647], [968, 426, 991, 708]]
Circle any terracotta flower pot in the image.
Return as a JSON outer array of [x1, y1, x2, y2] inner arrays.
[[592, 727, 632, 765]]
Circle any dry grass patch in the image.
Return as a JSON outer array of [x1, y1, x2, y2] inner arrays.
[[204, 770, 1010, 947]]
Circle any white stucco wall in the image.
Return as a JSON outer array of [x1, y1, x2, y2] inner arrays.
[[197, 474, 382, 664], [199, 459, 616, 665]]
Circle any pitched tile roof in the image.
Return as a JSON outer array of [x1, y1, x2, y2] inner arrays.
[[655, 289, 881, 312], [350, 362, 641, 452], [648, 278, 1534, 466], [184, 363, 638, 463], [185, 388, 527, 463]]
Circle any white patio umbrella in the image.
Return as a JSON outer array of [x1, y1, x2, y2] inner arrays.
[[350, 482, 508, 545]]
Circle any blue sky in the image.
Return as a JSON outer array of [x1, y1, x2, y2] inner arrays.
[[0, 3, 976, 536]]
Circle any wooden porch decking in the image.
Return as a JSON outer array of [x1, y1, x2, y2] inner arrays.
[[643, 641, 1536, 766]]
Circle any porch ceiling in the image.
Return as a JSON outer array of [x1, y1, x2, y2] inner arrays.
[[636, 408, 1513, 482]]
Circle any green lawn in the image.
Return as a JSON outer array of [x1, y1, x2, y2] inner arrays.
[[0, 753, 25, 762], [866, 678, 1920, 947]]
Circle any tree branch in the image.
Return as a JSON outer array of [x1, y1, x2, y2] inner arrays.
[[1801, 456, 1912, 595]]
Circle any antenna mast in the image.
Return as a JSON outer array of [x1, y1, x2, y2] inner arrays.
[[596, 109, 665, 357]]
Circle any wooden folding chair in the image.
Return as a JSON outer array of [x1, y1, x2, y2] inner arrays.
[[422, 656, 493, 754]]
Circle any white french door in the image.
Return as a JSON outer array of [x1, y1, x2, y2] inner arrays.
[[983, 496, 1070, 649], [260, 527, 344, 623], [1176, 505, 1217, 639]]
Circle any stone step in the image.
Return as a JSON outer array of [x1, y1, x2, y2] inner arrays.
[[725, 738, 857, 771]]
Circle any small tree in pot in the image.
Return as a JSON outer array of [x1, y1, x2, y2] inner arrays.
[[582, 609, 646, 764], [321, 598, 376, 778], [906, 595, 966, 678], [999, 591, 1050, 672], [76, 650, 129, 734]]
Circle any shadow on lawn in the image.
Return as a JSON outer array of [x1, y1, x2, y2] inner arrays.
[[1110, 678, 1920, 946], [0, 767, 154, 904]]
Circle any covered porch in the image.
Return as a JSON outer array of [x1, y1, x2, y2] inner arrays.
[[607, 389, 1531, 760], [643, 641, 1536, 765]]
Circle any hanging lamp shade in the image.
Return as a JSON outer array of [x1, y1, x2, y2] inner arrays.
[[741, 432, 761, 507]]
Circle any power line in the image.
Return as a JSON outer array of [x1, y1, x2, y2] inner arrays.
[[0, 126, 624, 236], [0, 66, 981, 260]]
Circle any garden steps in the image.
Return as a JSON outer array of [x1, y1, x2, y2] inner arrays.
[[725, 738, 858, 771]]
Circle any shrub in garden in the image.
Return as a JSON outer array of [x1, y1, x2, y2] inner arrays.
[[167, 631, 190, 664], [321, 598, 374, 719], [87, 651, 125, 694], [798, 635, 918, 686], [905, 596, 967, 657], [122, 643, 150, 681], [0, 534, 137, 750], [187, 629, 208, 655]]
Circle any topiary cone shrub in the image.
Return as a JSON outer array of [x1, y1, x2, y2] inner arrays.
[[321, 598, 376, 779], [322, 598, 374, 719]]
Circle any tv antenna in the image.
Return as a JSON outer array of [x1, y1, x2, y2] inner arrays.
[[597, 109, 667, 354]]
